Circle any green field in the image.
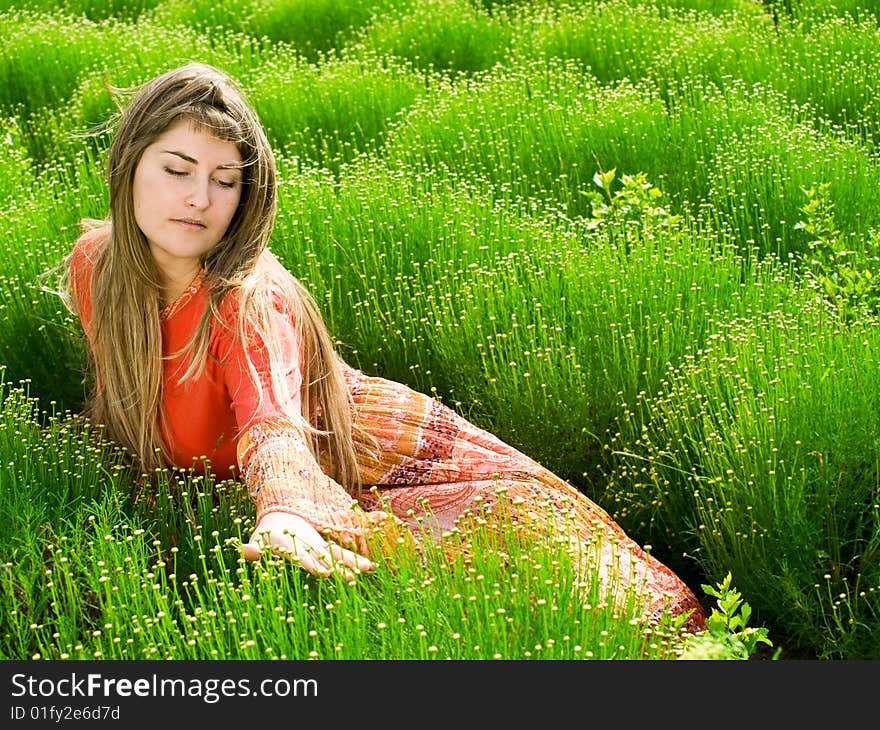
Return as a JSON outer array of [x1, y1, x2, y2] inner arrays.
[[1, 0, 879, 660]]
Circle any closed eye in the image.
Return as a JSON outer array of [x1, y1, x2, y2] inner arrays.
[[164, 166, 187, 177]]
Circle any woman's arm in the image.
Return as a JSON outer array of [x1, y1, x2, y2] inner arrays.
[[66, 227, 108, 342], [218, 299, 397, 579], [236, 415, 393, 580]]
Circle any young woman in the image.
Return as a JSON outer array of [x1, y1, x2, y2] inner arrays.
[[62, 62, 705, 632]]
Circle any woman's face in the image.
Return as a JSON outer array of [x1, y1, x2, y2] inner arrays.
[[132, 118, 243, 282]]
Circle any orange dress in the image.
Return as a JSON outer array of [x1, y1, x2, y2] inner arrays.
[[70, 230, 705, 632]]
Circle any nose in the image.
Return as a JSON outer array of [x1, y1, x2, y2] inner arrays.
[[185, 178, 210, 209]]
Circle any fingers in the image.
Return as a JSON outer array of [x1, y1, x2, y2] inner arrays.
[[240, 541, 262, 561], [286, 538, 336, 580], [326, 542, 375, 575], [240, 527, 374, 584], [242, 528, 332, 578]]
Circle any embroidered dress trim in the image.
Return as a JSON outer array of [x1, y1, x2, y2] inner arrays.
[[160, 270, 206, 321]]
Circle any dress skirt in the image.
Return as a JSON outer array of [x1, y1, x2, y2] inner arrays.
[[340, 366, 706, 633]]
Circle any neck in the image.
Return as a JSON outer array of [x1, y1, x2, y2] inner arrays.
[[158, 261, 201, 307]]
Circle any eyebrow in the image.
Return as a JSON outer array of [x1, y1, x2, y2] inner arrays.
[[161, 149, 243, 171]]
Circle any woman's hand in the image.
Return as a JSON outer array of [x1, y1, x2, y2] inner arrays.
[[240, 511, 375, 583]]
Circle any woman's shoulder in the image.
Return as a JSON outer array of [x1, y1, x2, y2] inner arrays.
[[216, 260, 298, 320], [70, 221, 110, 273], [211, 270, 301, 350], [66, 222, 109, 330]]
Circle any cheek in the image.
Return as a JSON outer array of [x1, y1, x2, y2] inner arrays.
[[131, 171, 156, 227], [133, 169, 174, 229], [222, 190, 243, 224], [131, 185, 147, 230]]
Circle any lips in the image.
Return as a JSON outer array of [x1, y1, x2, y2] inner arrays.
[[172, 218, 206, 230]]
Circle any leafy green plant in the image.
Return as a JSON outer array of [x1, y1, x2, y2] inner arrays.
[[795, 182, 880, 322], [678, 572, 775, 660], [583, 166, 681, 232]]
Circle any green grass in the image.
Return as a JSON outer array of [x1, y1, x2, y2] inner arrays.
[[247, 49, 428, 170], [514, 2, 880, 149], [0, 375, 702, 661], [266, 158, 804, 493], [0, 138, 107, 412], [382, 59, 880, 257], [603, 299, 880, 658], [779, 0, 880, 25], [0, 13, 281, 165], [3, 0, 880, 659], [145, 0, 414, 62], [353, 0, 515, 74], [0, 0, 162, 21]]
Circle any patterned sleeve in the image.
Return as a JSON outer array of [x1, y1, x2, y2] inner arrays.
[[236, 416, 392, 555]]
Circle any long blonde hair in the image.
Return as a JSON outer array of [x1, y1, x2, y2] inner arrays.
[[59, 62, 371, 487]]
